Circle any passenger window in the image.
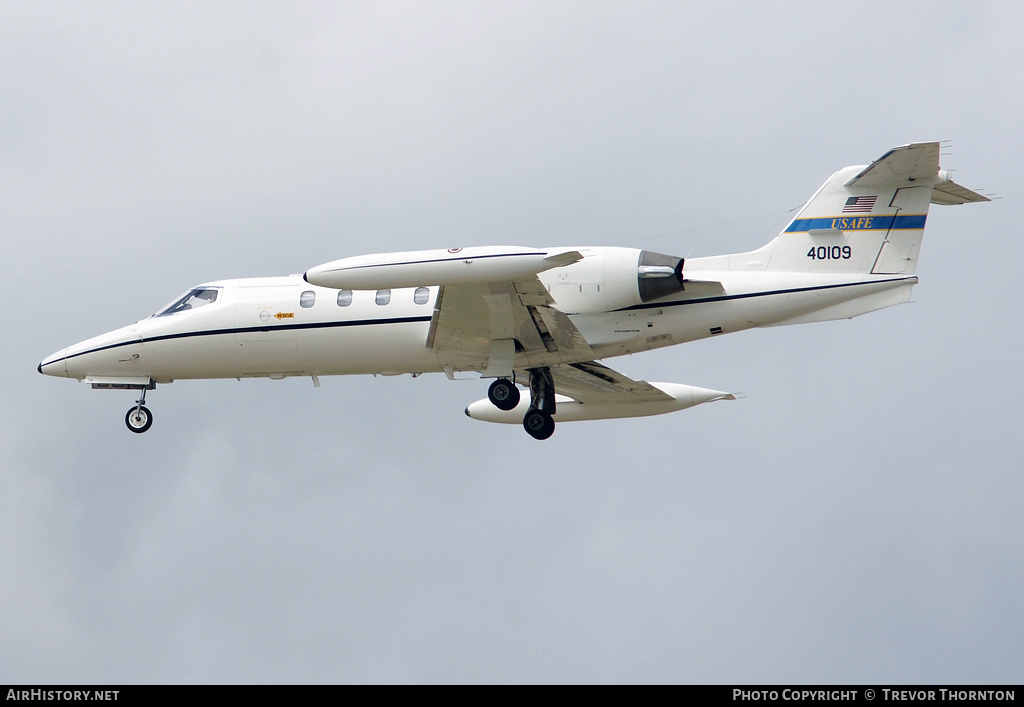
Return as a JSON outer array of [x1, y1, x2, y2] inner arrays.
[[337, 290, 353, 307], [414, 287, 430, 305], [375, 289, 391, 306], [300, 291, 315, 308]]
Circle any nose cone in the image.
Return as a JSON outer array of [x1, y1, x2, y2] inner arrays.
[[38, 348, 70, 378]]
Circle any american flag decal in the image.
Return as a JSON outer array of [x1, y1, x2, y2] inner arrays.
[[843, 195, 877, 213]]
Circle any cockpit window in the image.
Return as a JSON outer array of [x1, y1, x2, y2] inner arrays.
[[155, 288, 220, 317]]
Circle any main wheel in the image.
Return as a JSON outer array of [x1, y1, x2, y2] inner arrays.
[[522, 409, 555, 440], [488, 379, 521, 411], [125, 405, 153, 433]]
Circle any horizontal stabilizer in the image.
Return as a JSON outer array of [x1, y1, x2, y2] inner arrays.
[[844, 142, 941, 188], [931, 179, 990, 205], [843, 141, 990, 204]]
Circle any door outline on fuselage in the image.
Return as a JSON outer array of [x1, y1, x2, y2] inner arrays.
[[233, 284, 302, 376]]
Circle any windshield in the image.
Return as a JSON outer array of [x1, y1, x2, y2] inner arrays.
[[155, 288, 220, 317]]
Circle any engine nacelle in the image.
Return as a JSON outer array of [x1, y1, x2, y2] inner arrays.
[[540, 247, 687, 313], [637, 249, 687, 303]]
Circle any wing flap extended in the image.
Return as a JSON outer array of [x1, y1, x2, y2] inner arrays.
[[428, 275, 595, 375], [513, 277, 556, 307]]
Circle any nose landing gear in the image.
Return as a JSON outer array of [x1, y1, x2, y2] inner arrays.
[[124, 385, 154, 434]]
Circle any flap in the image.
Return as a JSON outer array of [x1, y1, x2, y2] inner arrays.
[[426, 276, 595, 372]]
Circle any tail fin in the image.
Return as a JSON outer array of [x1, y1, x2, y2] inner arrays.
[[751, 142, 988, 274]]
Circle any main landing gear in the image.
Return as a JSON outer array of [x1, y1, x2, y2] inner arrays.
[[522, 367, 556, 441], [125, 386, 154, 434], [487, 377, 520, 411], [484, 369, 556, 439]]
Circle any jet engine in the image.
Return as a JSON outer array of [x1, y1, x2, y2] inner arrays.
[[541, 247, 688, 313], [636, 250, 687, 303]]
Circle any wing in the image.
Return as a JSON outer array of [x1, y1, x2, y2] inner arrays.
[[463, 358, 735, 423], [303, 245, 592, 377], [548, 360, 674, 404], [426, 272, 596, 377]]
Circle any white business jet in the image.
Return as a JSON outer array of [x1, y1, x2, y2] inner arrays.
[[39, 142, 988, 439]]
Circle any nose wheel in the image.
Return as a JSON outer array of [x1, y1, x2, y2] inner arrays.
[[125, 405, 153, 433], [124, 385, 154, 434]]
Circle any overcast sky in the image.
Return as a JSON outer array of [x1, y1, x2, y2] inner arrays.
[[2, 1, 1022, 684]]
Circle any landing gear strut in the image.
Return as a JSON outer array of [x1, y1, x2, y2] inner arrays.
[[523, 367, 556, 440], [125, 386, 154, 434], [487, 377, 521, 411]]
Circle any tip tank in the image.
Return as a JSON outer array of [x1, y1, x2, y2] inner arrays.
[[304, 246, 583, 290], [466, 383, 735, 424]]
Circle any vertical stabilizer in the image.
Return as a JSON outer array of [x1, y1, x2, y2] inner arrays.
[[746, 142, 987, 275]]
